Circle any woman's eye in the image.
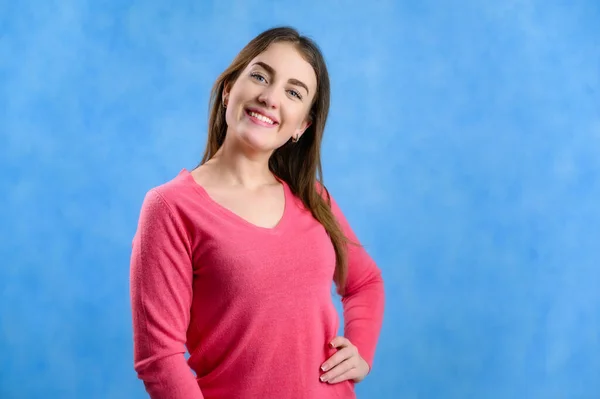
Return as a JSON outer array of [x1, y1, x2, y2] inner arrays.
[[251, 73, 266, 82], [288, 90, 302, 100]]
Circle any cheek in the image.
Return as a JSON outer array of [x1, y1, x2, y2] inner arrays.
[[224, 107, 234, 127], [282, 109, 308, 131], [225, 96, 244, 124]]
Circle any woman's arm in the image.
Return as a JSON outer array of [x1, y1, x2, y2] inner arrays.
[[130, 189, 204, 399], [329, 193, 386, 371]]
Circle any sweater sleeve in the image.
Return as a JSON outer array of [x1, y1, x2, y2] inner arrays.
[[129, 189, 204, 399], [329, 193, 385, 371]]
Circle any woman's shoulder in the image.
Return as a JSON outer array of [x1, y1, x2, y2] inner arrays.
[[140, 168, 202, 216], [314, 179, 338, 207], [152, 168, 193, 196]]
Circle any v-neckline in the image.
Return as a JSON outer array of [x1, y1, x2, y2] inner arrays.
[[182, 168, 290, 234]]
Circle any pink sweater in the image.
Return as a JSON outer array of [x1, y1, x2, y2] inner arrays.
[[130, 169, 385, 399]]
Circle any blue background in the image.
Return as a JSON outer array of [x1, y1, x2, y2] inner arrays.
[[1, 1, 599, 398]]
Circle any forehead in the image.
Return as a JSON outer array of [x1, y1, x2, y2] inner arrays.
[[249, 42, 317, 92]]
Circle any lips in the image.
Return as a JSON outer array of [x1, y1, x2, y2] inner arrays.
[[245, 107, 279, 125]]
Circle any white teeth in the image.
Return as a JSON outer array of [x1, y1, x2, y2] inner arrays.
[[249, 111, 275, 125]]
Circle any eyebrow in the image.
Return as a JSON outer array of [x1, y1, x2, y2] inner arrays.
[[251, 61, 310, 95]]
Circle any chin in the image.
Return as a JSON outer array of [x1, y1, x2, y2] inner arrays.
[[239, 130, 279, 153]]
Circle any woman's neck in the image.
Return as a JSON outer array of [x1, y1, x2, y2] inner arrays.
[[204, 138, 277, 189]]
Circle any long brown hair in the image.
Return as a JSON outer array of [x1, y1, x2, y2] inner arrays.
[[200, 26, 351, 293]]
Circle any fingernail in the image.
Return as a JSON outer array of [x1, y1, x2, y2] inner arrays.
[[321, 364, 328, 371], [320, 375, 327, 382], [329, 342, 335, 348]]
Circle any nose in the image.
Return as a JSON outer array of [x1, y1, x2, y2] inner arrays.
[[257, 86, 279, 109]]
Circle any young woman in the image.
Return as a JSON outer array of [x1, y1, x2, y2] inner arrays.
[[130, 26, 385, 399]]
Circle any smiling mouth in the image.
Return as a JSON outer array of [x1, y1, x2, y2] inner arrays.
[[245, 109, 278, 126]]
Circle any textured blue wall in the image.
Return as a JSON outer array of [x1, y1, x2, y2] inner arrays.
[[1, 1, 599, 398]]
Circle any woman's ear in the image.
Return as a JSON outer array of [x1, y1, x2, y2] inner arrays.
[[222, 81, 231, 107], [294, 117, 312, 139]]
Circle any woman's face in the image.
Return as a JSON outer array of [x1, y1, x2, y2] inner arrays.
[[223, 42, 318, 154]]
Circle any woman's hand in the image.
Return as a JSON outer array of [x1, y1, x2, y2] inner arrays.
[[319, 336, 370, 384]]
